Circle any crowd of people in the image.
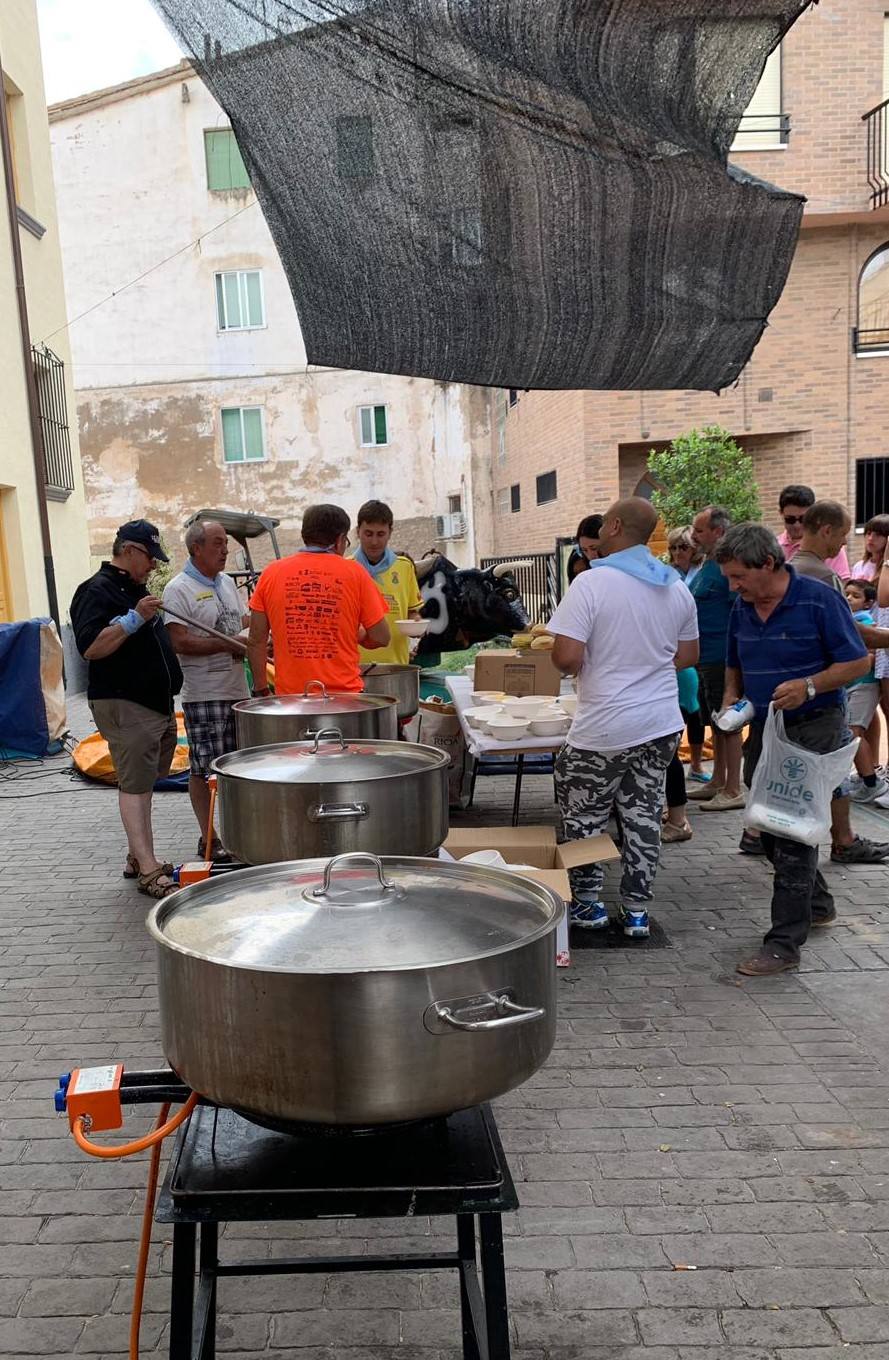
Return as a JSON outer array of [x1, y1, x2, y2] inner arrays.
[[550, 485, 889, 975], [70, 500, 421, 899]]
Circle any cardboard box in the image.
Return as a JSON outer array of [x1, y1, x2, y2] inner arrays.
[[443, 825, 620, 966], [473, 648, 562, 697]]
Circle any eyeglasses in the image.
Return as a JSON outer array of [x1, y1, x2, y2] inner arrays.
[[783, 515, 806, 526], [125, 542, 155, 562]]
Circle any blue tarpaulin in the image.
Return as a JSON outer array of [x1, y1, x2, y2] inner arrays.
[[0, 620, 54, 758]]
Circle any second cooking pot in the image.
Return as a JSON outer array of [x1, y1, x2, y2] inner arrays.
[[359, 664, 420, 720], [212, 729, 449, 863], [234, 682, 398, 747]]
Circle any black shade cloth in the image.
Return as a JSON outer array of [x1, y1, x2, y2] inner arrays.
[[151, 1, 815, 392]]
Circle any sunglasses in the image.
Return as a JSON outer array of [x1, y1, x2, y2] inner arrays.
[[783, 515, 806, 526]]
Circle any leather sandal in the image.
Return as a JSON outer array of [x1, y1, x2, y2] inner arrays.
[[137, 867, 179, 899], [124, 853, 173, 879], [661, 820, 693, 843]]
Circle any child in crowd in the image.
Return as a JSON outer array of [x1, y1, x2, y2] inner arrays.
[[843, 580, 889, 806]]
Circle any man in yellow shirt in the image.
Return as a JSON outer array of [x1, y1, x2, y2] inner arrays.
[[354, 500, 424, 666]]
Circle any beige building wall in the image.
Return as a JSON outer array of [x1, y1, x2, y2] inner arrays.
[[482, 0, 889, 562], [0, 0, 90, 642]]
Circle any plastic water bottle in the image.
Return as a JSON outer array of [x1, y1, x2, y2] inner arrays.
[[713, 698, 755, 733]]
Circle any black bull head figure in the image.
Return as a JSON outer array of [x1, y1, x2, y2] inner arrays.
[[414, 556, 531, 655]]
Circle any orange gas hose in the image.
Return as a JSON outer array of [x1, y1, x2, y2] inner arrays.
[[205, 777, 217, 860], [129, 1102, 170, 1360], [71, 1091, 198, 1158]]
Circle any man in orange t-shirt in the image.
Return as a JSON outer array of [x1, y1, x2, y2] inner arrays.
[[247, 504, 391, 695]]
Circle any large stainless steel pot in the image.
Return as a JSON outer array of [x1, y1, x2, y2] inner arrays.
[[148, 852, 562, 1126], [360, 663, 420, 720], [212, 730, 449, 863], [234, 682, 397, 747]]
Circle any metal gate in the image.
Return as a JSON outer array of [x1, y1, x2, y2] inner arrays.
[[480, 552, 559, 627]]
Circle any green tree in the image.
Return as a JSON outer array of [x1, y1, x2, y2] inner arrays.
[[649, 425, 761, 529]]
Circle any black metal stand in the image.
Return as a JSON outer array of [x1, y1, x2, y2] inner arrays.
[[156, 1103, 517, 1360]]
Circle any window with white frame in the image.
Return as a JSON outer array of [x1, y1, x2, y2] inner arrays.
[[221, 407, 265, 463], [731, 46, 786, 152], [215, 270, 265, 330], [359, 404, 388, 446]]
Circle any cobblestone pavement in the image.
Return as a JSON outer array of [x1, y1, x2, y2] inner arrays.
[[2, 694, 889, 1358]]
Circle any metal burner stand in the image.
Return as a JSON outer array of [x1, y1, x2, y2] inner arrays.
[[155, 1102, 518, 1359]]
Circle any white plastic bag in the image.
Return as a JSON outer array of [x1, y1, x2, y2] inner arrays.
[[404, 698, 471, 808], [744, 704, 858, 846]]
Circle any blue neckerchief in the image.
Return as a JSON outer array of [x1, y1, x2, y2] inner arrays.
[[587, 545, 681, 588], [184, 559, 221, 591], [300, 545, 336, 554], [353, 545, 396, 578]]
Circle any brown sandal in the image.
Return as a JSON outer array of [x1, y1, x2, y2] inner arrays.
[[124, 853, 173, 879], [137, 867, 179, 898], [661, 821, 693, 843]]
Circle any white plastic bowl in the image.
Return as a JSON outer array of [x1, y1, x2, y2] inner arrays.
[[472, 690, 505, 706], [395, 619, 429, 637], [558, 695, 578, 717], [529, 715, 571, 737], [501, 696, 551, 719], [465, 705, 505, 729], [487, 718, 531, 741]]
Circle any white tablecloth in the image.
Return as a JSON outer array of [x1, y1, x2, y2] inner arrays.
[[444, 676, 569, 759]]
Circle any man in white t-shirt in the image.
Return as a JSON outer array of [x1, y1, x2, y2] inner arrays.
[[163, 520, 249, 856], [548, 498, 699, 938]]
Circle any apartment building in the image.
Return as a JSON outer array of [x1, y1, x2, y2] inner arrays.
[[48, 63, 493, 571], [486, 0, 889, 557], [0, 0, 90, 658]]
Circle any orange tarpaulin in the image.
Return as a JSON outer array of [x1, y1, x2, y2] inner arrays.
[[72, 712, 190, 786]]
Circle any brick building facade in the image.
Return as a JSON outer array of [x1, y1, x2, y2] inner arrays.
[[481, 0, 889, 560]]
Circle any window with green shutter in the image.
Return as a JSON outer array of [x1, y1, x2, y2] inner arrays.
[[358, 404, 388, 446], [215, 270, 265, 329], [221, 407, 266, 463], [204, 129, 251, 191]]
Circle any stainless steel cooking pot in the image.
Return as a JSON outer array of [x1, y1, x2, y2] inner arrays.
[[234, 682, 398, 747], [212, 730, 449, 864], [359, 663, 420, 720], [148, 852, 562, 1126]]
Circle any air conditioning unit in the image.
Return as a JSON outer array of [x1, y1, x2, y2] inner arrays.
[[435, 511, 467, 540]]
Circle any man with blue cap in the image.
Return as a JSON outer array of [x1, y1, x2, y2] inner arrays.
[[71, 519, 183, 899]]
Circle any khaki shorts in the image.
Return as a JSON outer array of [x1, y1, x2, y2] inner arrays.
[[89, 699, 177, 795]]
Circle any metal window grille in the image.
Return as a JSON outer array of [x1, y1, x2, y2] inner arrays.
[[31, 343, 75, 495], [855, 457, 889, 526], [536, 470, 557, 504], [480, 551, 558, 627]]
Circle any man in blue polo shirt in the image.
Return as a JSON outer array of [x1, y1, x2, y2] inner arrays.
[[715, 523, 876, 977]]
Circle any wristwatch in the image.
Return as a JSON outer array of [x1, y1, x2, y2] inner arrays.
[[804, 677, 816, 701], [251, 687, 271, 698]]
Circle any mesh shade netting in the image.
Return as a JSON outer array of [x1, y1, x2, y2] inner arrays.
[[151, 1, 815, 392]]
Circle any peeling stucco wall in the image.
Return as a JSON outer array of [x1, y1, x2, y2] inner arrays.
[[50, 65, 481, 575]]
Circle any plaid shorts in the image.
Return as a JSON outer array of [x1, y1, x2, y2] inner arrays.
[[182, 701, 239, 779]]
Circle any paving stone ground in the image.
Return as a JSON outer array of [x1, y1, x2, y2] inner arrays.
[[2, 693, 889, 1358]]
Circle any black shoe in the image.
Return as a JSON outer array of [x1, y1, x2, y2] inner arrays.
[[198, 837, 234, 864], [739, 830, 766, 856], [830, 836, 889, 865], [811, 909, 838, 929]]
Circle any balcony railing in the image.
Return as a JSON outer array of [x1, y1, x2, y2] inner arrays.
[[31, 343, 75, 498], [854, 327, 889, 353], [863, 97, 889, 207]]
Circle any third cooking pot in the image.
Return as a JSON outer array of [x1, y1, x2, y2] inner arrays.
[[212, 729, 449, 863], [148, 852, 562, 1126], [234, 681, 398, 747], [359, 664, 420, 720]]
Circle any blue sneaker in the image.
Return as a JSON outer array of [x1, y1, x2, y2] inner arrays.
[[618, 905, 650, 939], [688, 771, 711, 785], [570, 901, 609, 930]]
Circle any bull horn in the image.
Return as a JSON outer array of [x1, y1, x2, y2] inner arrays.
[[491, 560, 532, 578]]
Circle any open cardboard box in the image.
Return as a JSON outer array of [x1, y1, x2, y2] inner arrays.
[[443, 825, 620, 966], [473, 648, 562, 697]]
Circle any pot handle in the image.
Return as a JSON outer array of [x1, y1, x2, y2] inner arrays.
[[311, 852, 395, 897], [308, 802, 369, 822], [431, 994, 545, 1032], [309, 727, 347, 751], [303, 680, 329, 700]]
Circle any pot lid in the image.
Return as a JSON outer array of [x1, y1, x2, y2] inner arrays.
[[149, 854, 562, 972], [233, 687, 395, 716], [212, 734, 447, 784]]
